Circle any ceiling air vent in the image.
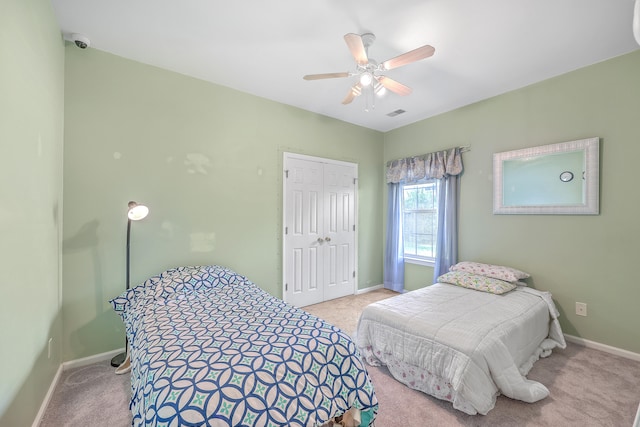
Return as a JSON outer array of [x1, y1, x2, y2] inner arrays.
[[387, 109, 406, 117]]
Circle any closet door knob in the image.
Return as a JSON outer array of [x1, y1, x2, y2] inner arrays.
[[317, 238, 324, 243], [324, 237, 331, 242]]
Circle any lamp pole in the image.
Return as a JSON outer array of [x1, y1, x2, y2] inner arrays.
[[126, 218, 132, 291]]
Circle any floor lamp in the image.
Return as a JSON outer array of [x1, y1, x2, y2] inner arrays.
[[111, 201, 149, 368]]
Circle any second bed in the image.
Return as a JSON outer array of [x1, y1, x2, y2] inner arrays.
[[356, 266, 566, 415]]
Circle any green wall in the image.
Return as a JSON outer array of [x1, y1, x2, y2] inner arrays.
[[62, 47, 384, 361], [3, 6, 638, 422], [384, 50, 640, 354], [0, 0, 65, 425]]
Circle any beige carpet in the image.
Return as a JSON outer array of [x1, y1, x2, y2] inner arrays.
[[304, 288, 399, 338], [40, 288, 640, 426]]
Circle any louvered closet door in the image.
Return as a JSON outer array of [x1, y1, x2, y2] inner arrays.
[[283, 154, 356, 307]]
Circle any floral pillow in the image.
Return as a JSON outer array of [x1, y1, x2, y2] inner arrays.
[[449, 261, 530, 282], [437, 271, 517, 295]]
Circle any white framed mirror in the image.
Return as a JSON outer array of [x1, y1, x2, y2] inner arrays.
[[493, 137, 600, 215]]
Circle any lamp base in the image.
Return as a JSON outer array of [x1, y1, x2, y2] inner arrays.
[[110, 351, 127, 367]]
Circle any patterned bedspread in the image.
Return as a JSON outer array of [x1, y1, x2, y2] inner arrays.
[[111, 266, 377, 427]]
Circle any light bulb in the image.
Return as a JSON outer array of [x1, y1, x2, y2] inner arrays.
[[359, 72, 373, 87], [374, 82, 386, 97]]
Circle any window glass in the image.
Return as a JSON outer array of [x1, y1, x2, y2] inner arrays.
[[402, 181, 438, 263]]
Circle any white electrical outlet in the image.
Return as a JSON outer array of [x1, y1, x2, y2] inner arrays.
[[575, 302, 587, 317], [48, 338, 52, 359]]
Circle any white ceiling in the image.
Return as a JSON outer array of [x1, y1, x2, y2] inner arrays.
[[51, 0, 639, 132]]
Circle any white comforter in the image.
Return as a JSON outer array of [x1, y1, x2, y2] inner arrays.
[[356, 283, 566, 415]]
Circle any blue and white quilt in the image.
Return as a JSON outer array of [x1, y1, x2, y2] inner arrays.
[[111, 265, 378, 427]]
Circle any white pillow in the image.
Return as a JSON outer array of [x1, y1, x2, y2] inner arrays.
[[450, 261, 530, 282]]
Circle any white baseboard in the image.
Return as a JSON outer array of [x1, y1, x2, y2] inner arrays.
[[31, 364, 63, 427], [62, 347, 124, 370], [32, 348, 125, 427], [564, 334, 640, 362], [356, 284, 383, 294]]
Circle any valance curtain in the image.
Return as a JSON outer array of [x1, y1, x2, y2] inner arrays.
[[386, 148, 463, 183], [384, 147, 464, 292]]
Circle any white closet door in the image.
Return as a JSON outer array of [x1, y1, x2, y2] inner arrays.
[[283, 154, 357, 307], [322, 162, 356, 301], [284, 157, 324, 307]]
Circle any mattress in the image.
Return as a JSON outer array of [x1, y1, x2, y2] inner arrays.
[[356, 282, 566, 415]]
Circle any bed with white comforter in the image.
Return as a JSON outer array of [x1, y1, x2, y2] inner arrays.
[[356, 282, 566, 415]]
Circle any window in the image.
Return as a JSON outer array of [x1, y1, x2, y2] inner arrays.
[[402, 181, 439, 265]]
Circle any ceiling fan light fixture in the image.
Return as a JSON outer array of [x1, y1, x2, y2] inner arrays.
[[303, 32, 435, 108], [359, 72, 373, 86]]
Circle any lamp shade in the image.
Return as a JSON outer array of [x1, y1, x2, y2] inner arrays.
[[127, 201, 149, 221], [374, 81, 386, 96]]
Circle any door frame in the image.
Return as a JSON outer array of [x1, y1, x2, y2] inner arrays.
[[282, 152, 358, 305]]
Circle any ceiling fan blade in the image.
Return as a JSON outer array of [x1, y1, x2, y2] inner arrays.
[[344, 33, 369, 66], [342, 83, 362, 105], [303, 72, 350, 80], [381, 45, 435, 71], [378, 76, 412, 96]]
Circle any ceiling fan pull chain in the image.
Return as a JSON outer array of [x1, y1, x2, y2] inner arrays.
[[370, 86, 376, 111], [364, 86, 372, 112]]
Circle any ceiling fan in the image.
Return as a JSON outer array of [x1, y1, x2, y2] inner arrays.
[[303, 33, 435, 106]]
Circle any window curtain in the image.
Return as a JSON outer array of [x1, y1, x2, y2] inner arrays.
[[384, 147, 464, 291], [383, 182, 404, 292], [433, 174, 460, 280]]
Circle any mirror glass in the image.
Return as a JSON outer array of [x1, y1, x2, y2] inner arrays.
[[493, 137, 599, 214]]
